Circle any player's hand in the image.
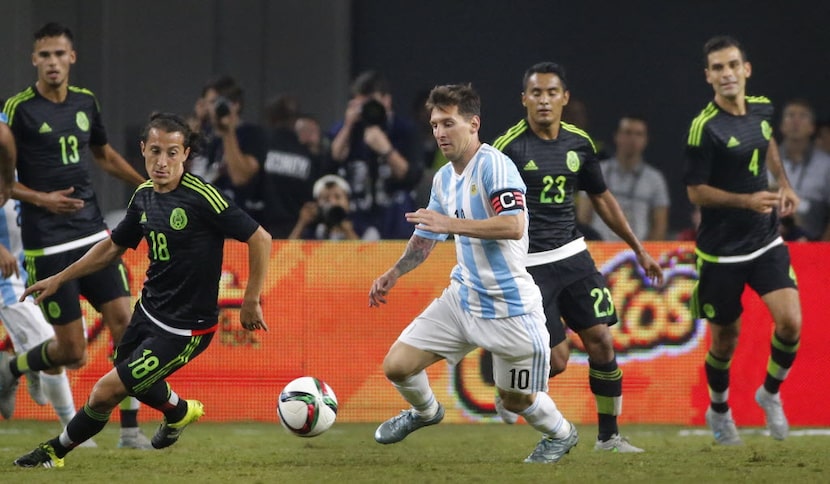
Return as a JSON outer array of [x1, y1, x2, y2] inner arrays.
[[20, 275, 61, 304], [636, 251, 664, 287], [745, 190, 781, 214], [240, 299, 269, 331], [40, 187, 84, 215], [778, 186, 799, 218], [363, 126, 393, 155], [369, 269, 399, 307], [406, 209, 452, 234], [0, 244, 18, 279]]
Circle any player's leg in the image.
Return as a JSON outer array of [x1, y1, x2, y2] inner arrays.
[[81, 257, 150, 448], [749, 246, 801, 440], [693, 257, 745, 445], [374, 289, 466, 444]]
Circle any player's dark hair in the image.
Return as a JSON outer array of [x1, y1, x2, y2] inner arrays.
[[351, 70, 390, 97], [782, 98, 815, 122], [425, 84, 481, 119], [141, 112, 201, 152], [703, 35, 747, 66], [523, 62, 568, 91], [203, 75, 244, 109], [34, 22, 74, 45]]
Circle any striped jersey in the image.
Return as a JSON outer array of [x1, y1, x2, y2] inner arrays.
[[0, 199, 28, 306], [2, 86, 109, 250], [684, 96, 779, 256], [110, 173, 259, 332], [415, 143, 542, 318], [493, 119, 606, 252]]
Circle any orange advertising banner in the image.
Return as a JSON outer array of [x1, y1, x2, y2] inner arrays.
[[2, 241, 828, 427]]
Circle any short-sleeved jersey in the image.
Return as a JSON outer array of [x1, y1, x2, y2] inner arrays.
[[111, 173, 259, 332], [684, 97, 779, 256], [493, 120, 606, 252], [416, 143, 542, 319], [0, 199, 28, 306], [3, 86, 108, 249]]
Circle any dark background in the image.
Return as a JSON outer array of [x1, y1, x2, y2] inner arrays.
[[2, 0, 828, 231]]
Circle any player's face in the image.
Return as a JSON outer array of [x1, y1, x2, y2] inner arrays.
[[32, 35, 76, 88], [780, 104, 815, 142], [705, 47, 751, 101], [141, 128, 190, 193], [614, 118, 648, 158], [522, 73, 569, 128], [430, 104, 480, 163]]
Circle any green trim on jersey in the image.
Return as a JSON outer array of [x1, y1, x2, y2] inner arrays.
[[694, 247, 721, 263], [560, 122, 597, 153], [181, 173, 229, 213], [128, 180, 155, 206], [2, 87, 36, 127], [746, 95, 771, 104], [687, 102, 718, 147], [492, 119, 529, 151], [68, 85, 101, 111]]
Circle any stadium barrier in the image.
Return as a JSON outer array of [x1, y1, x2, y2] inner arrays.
[[2, 241, 828, 426]]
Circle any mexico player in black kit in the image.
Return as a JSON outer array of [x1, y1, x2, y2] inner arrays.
[[13, 113, 272, 468], [493, 62, 663, 452], [685, 36, 801, 446], [0, 22, 150, 447]]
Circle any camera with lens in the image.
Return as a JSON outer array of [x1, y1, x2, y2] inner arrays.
[[213, 96, 232, 119], [318, 205, 348, 228], [360, 98, 388, 127]]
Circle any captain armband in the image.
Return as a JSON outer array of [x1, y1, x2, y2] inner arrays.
[[490, 189, 525, 214]]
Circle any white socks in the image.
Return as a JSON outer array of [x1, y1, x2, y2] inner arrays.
[[520, 391, 571, 439], [40, 371, 76, 428], [392, 371, 439, 418]]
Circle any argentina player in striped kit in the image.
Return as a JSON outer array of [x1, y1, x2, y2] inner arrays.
[[369, 84, 577, 463]]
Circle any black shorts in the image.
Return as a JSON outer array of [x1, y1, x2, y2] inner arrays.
[[114, 308, 214, 396], [25, 244, 131, 325], [692, 244, 798, 325], [527, 250, 618, 348]]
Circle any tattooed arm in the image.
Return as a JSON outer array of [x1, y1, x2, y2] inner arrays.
[[368, 235, 437, 307]]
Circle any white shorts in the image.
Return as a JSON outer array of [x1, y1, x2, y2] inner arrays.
[[398, 283, 550, 394], [0, 301, 55, 354]]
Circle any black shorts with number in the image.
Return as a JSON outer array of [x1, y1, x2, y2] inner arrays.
[[25, 244, 131, 325], [692, 244, 797, 325], [527, 250, 618, 348], [114, 307, 214, 396]]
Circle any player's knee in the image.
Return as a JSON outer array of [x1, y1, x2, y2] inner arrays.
[[775, 312, 802, 341], [55, 342, 88, 368], [381, 355, 415, 383], [498, 389, 532, 413], [88, 381, 126, 413], [582, 328, 615, 364]]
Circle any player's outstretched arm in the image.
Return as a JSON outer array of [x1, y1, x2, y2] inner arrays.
[[406, 209, 525, 240], [90, 143, 146, 187], [20, 237, 127, 304], [369, 234, 437, 307], [590, 190, 664, 285], [240, 226, 271, 332]]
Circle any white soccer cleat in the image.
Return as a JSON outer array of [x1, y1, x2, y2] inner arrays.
[[755, 386, 789, 440], [705, 407, 742, 446], [594, 434, 645, 452]]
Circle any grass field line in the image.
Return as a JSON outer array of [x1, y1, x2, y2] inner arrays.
[[678, 428, 830, 437]]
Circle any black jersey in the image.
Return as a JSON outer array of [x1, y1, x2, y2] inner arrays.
[[2, 86, 108, 249], [493, 119, 606, 252], [111, 173, 259, 331], [684, 96, 779, 257]]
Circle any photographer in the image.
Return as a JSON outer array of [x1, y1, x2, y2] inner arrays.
[[329, 71, 423, 239], [191, 75, 267, 224], [288, 175, 379, 241]]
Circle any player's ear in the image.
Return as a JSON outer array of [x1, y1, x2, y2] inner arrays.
[[521, 92, 527, 107], [563, 90, 570, 106], [744, 61, 752, 79], [470, 115, 480, 133], [139, 141, 146, 154], [69, 49, 77, 65]]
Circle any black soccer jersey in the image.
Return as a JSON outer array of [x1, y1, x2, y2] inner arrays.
[[494, 119, 606, 252], [684, 96, 779, 257], [111, 173, 259, 331], [2, 86, 108, 249]]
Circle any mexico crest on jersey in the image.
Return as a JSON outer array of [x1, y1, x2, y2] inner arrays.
[[566, 151, 581, 172], [76, 111, 90, 131], [169, 207, 188, 230]]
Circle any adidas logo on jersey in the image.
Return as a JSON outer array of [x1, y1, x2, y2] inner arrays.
[[727, 136, 740, 148], [140, 212, 147, 224], [523, 160, 539, 171], [38, 122, 52, 134]]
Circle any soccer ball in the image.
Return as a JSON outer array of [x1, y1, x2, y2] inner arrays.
[[277, 376, 338, 437]]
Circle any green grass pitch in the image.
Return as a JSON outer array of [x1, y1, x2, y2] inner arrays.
[[1, 422, 827, 483]]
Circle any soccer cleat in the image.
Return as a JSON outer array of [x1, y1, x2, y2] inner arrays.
[[594, 434, 645, 453], [13, 443, 64, 468], [78, 438, 98, 448], [755, 386, 789, 440], [118, 427, 153, 449], [151, 400, 204, 449], [705, 407, 742, 445], [374, 403, 445, 444], [495, 394, 519, 425], [26, 371, 48, 406], [524, 424, 579, 463], [0, 352, 20, 419]]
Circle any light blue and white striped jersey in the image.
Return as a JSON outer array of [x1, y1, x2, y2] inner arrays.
[[415, 143, 542, 318], [0, 199, 28, 306]]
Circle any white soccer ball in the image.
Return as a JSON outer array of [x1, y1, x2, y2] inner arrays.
[[277, 376, 338, 437]]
